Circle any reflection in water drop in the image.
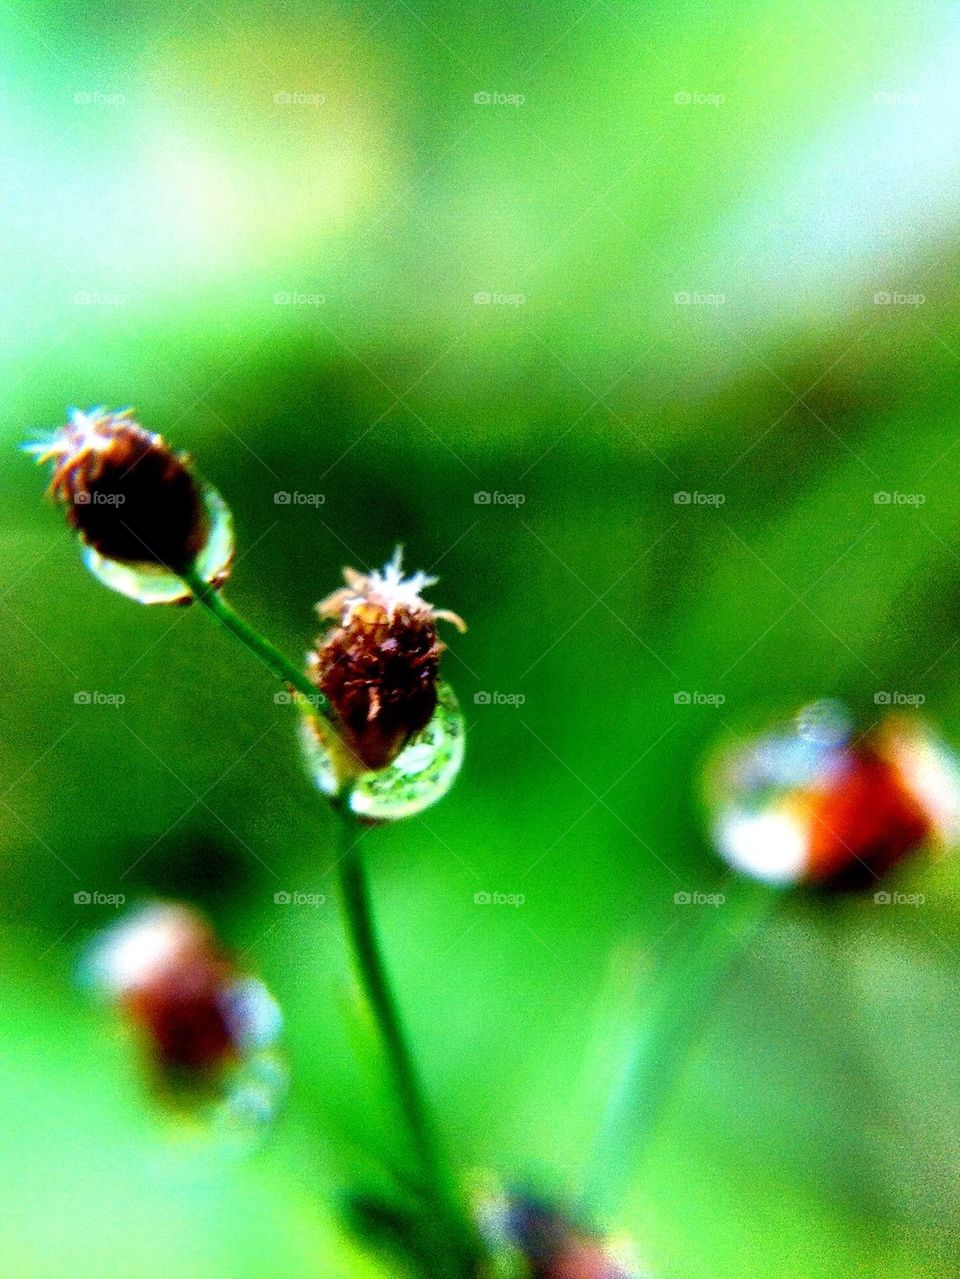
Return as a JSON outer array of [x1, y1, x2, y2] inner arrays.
[[704, 702, 960, 887], [300, 682, 465, 820], [795, 697, 851, 746], [83, 485, 234, 604]]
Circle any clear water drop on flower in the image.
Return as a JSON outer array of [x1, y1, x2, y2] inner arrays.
[[300, 681, 466, 820], [83, 484, 234, 604]]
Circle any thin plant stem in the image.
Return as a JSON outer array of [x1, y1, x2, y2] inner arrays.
[[179, 566, 476, 1274], [180, 566, 333, 720], [333, 806, 478, 1277], [585, 878, 778, 1218]]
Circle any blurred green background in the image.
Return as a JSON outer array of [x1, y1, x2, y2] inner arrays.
[[3, 0, 960, 1274]]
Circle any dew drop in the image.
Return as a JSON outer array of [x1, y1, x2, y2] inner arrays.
[[300, 681, 466, 820], [794, 697, 851, 747], [83, 484, 234, 604]]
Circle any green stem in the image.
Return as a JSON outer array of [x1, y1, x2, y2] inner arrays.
[[586, 878, 778, 1218], [334, 805, 477, 1276], [179, 567, 476, 1275], [180, 566, 332, 719]]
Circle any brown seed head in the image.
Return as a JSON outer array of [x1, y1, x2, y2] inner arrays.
[[30, 407, 210, 571], [308, 549, 466, 772]]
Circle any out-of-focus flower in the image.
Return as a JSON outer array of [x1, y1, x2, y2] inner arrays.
[[82, 903, 283, 1126], [705, 699, 960, 888], [27, 408, 233, 602], [479, 1190, 645, 1279], [307, 547, 466, 774]]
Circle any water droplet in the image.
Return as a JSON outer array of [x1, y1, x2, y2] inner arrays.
[[795, 697, 851, 746], [83, 485, 233, 604], [704, 702, 960, 886], [300, 681, 465, 820], [157, 1047, 287, 1152]]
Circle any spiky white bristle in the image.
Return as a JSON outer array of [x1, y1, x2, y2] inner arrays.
[[321, 547, 466, 631]]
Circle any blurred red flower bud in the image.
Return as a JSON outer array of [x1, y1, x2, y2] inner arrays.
[[706, 700, 960, 888], [83, 903, 283, 1119], [479, 1192, 643, 1279]]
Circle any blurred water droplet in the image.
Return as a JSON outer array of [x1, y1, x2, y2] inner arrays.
[[795, 697, 851, 746], [208, 1046, 287, 1146], [300, 682, 465, 820], [83, 485, 233, 604]]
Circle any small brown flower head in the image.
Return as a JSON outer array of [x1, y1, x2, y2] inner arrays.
[[85, 903, 283, 1103], [28, 407, 210, 572], [307, 548, 466, 773]]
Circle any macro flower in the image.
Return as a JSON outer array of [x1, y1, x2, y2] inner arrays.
[[307, 548, 466, 773], [27, 407, 234, 602], [705, 700, 960, 889], [29, 407, 209, 568], [83, 903, 283, 1122]]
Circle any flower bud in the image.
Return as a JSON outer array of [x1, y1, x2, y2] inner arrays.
[[31, 407, 209, 568], [82, 903, 284, 1122], [28, 408, 234, 602], [307, 548, 465, 773], [705, 700, 960, 889]]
